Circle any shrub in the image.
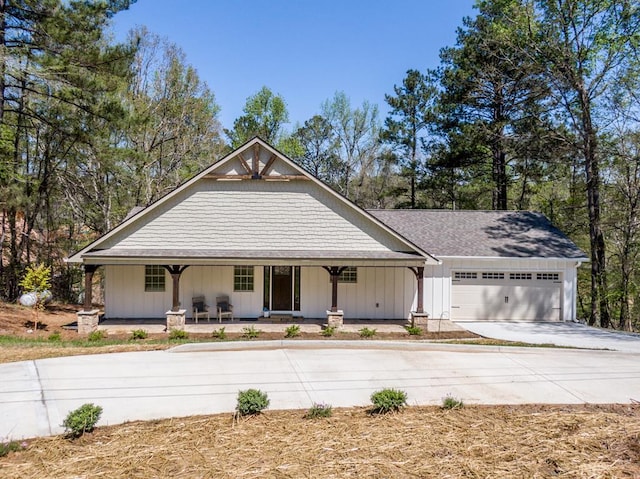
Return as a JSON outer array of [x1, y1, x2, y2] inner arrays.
[[284, 324, 301, 338], [359, 327, 376, 338], [0, 440, 26, 457], [370, 388, 408, 414], [321, 325, 336, 337], [236, 389, 269, 416], [87, 330, 106, 342], [62, 403, 103, 438], [404, 325, 423, 336], [242, 326, 261, 339], [48, 332, 62, 342], [305, 402, 333, 419], [211, 327, 226, 340], [168, 329, 188, 340], [130, 329, 148, 340], [441, 394, 464, 410]]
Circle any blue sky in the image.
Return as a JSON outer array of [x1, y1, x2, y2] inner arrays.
[[111, 1, 477, 131]]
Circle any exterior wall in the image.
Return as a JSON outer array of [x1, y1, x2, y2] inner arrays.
[[104, 265, 416, 320], [424, 258, 580, 322], [100, 179, 409, 253]]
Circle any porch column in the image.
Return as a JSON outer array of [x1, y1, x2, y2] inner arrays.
[[164, 265, 189, 312], [83, 264, 99, 311], [164, 265, 189, 330], [409, 266, 425, 313], [323, 266, 347, 328], [78, 264, 100, 335], [409, 266, 428, 327]]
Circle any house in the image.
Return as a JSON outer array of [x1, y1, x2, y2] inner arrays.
[[67, 138, 587, 333]]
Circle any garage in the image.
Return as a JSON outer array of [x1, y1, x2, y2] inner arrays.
[[451, 271, 562, 321]]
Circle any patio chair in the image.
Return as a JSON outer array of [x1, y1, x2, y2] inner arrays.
[[216, 295, 234, 323], [192, 295, 210, 323]]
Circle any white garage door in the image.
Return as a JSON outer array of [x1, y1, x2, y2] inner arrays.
[[451, 271, 562, 321]]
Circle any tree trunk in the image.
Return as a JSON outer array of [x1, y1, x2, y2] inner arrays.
[[581, 94, 609, 328]]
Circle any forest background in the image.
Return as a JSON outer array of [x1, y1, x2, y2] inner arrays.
[[1, 0, 639, 331]]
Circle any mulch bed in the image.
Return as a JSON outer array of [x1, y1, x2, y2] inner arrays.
[[2, 404, 639, 478]]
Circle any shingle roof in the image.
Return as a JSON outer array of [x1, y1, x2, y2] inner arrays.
[[369, 210, 587, 259]]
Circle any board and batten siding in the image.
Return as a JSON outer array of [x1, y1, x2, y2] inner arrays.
[[104, 265, 417, 320], [424, 258, 579, 322], [99, 180, 409, 253]]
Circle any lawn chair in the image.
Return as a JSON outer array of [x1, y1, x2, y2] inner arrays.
[[192, 295, 210, 323], [216, 295, 234, 323]]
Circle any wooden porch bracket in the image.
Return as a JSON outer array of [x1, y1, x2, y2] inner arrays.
[[323, 266, 348, 313], [252, 143, 261, 179], [163, 265, 190, 312], [408, 266, 425, 314], [83, 264, 100, 311]]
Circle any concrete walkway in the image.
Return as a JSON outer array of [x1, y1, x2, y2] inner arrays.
[[2, 341, 639, 440]]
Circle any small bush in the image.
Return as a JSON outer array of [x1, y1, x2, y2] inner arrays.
[[0, 440, 26, 457], [321, 325, 336, 337], [242, 326, 261, 339], [130, 329, 148, 340], [305, 402, 333, 419], [370, 388, 408, 414], [441, 394, 464, 410], [168, 329, 188, 340], [87, 330, 106, 342], [48, 332, 62, 342], [236, 388, 269, 416], [359, 327, 376, 338], [211, 327, 226, 340], [404, 325, 423, 336], [62, 403, 103, 438], [285, 324, 301, 338]]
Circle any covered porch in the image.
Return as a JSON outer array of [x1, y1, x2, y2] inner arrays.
[[76, 251, 430, 334]]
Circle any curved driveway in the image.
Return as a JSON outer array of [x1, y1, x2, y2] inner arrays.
[[2, 341, 640, 439]]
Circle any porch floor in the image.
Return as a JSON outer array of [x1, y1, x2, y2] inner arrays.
[[97, 318, 411, 335]]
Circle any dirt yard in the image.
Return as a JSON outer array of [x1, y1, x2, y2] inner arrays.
[[1, 404, 639, 478]]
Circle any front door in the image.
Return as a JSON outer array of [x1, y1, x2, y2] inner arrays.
[[272, 266, 292, 310]]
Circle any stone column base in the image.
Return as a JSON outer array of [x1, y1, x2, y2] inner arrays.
[[326, 310, 344, 329], [77, 310, 100, 335], [410, 311, 429, 327], [166, 309, 186, 331]]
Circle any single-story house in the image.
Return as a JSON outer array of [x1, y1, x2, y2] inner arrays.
[[67, 137, 587, 332]]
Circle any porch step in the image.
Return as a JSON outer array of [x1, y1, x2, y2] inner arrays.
[[260, 314, 302, 322]]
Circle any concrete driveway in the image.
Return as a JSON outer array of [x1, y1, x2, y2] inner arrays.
[[2, 341, 640, 440], [459, 321, 640, 352]]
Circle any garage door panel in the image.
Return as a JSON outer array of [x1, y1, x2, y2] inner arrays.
[[452, 274, 561, 321]]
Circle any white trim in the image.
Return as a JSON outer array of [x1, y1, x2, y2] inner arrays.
[[438, 255, 588, 262]]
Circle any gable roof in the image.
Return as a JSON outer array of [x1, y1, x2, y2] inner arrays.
[[369, 210, 587, 260], [68, 138, 437, 265]]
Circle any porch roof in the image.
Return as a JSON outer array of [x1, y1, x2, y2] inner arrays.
[[82, 248, 427, 267]]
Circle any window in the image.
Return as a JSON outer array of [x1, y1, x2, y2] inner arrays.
[[510, 273, 532, 280], [454, 272, 477, 279], [537, 272, 560, 281], [234, 266, 254, 291], [482, 272, 505, 280], [338, 266, 357, 283], [145, 265, 165, 292]]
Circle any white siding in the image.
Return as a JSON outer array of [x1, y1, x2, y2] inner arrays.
[[104, 265, 416, 320], [101, 180, 409, 253], [424, 258, 581, 322]]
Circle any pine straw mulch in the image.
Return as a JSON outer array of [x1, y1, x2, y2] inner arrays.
[[2, 404, 639, 478]]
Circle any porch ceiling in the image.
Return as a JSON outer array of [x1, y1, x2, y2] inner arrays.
[[81, 248, 429, 267]]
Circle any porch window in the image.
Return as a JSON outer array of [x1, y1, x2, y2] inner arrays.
[[338, 266, 357, 283], [144, 265, 165, 292], [234, 266, 254, 291]]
